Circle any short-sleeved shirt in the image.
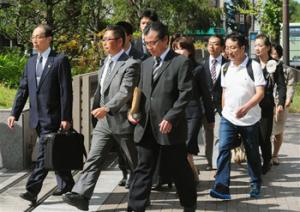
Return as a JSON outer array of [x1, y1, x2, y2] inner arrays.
[[221, 56, 266, 126]]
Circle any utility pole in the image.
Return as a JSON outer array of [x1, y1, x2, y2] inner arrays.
[[282, 0, 289, 66]]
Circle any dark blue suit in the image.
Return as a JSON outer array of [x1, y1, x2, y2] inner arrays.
[[11, 50, 74, 195]]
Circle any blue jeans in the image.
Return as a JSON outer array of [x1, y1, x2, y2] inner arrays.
[[214, 117, 262, 190]]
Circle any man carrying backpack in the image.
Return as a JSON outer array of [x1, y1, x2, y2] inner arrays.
[[210, 33, 265, 200]]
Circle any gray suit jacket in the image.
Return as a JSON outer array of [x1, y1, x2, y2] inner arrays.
[[92, 52, 140, 134]]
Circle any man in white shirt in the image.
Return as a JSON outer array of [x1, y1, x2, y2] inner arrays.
[[210, 32, 265, 200]]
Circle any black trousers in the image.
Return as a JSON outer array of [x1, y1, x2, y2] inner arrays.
[[259, 111, 274, 164], [128, 126, 197, 211], [26, 127, 74, 195]]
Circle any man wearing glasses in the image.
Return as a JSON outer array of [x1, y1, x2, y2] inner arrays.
[[7, 24, 74, 204], [127, 22, 197, 212], [62, 25, 139, 211]]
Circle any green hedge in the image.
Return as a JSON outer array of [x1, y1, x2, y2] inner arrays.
[[0, 49, 27, 89]]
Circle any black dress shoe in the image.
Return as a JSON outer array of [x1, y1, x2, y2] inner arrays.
[[52, 187, 72, 196], [62, 192, 89, 211], [118, 177, 127, 187], [183, 205, 196, 212], [19, 191, 37, 204], [262, 162, 272, 175]]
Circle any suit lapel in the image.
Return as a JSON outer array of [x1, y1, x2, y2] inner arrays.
[[37, 51, 55, 90], [152, 50, 174, 84], [30, 56, 38, 90], [204, 58, 214, 89], [102, 52, 128, 93]]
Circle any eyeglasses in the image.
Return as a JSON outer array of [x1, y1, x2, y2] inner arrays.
[[143, 39, 161, 47], [102, 37, 120, 42], [30, 35, 46, 41]]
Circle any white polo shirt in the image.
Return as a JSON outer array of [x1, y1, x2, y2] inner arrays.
[[221, 56, 266, 126]]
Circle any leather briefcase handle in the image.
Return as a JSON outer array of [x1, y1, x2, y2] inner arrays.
[[57, 128, 87, 158]]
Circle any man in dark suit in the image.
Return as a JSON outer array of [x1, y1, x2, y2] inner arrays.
[[7, 24, 74, 204], [115, 21, 142, 188], [117, 21, 143, 60], [202, 35, 228, 170], [62, 25, 139, 211], [127, 22, 197, 212], [133, 9, 158, 60]]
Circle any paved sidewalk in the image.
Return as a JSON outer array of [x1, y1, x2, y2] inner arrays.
[[0, 114, 299, 211], [99, 113, 300, 212]]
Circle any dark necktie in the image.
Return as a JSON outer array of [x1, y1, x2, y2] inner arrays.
[[36, 56, 43, 86], [211, 59, 217, 84], [152, 56, 161, 80], [100, 59, 113, 106]]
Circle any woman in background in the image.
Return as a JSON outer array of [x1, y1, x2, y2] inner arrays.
[[254, 34, 286, 174], [271, 44, 295, 165], [172, 36, 215, 183]]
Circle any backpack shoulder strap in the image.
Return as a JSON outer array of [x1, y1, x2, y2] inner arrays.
[[246, 58, 254, 81], [223, 61, 230, 77]]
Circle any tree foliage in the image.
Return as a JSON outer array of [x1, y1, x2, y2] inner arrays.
[[0, 0, 222, 73], [290, 0, 300, 22], [233, 0, 282, 42]]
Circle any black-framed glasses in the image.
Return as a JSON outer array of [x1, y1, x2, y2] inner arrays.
[[102, 37, 120, 42], [143, 39, 161, 47], [30, 34, 46, 41]]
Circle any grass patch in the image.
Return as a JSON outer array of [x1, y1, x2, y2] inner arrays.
[[289, 82, 300, 113], [0, 84, 16, 109]]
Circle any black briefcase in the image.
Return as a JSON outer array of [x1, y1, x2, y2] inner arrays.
[[44, 129, 86, 170]]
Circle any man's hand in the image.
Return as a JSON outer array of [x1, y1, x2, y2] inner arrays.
[[285, 99, 292, 108], [276, 105, 284, 113], [7, 116, 15, 129], [91, 107, 108, 119], [235, 106, 249, 119], [128, 113, 139, 125], [159, 119, 172, 134], [60, 121, 71, 131]]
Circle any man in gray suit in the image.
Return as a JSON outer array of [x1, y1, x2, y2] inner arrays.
[[62, 25, 139, 211]]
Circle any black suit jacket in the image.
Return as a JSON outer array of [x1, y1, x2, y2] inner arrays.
[[202, 56, 228, 115], [11, 50, 73, 130], [133, 37, 150, 60], [186, 61, 215, 123], [128, 46, 143, 60], [258, 57, 286, 113], [134, 49, 193, 145]]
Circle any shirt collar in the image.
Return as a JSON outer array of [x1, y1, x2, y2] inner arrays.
[[156, 47, 170, 62], [125, 44, 132, 56], [38, 47, 51, 59], [209, 54, 222, 64], [109, 49, 124, 62], [229, 55, 249, 68]]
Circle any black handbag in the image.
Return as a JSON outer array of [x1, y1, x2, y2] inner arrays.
[[44, 128, 86, 170]]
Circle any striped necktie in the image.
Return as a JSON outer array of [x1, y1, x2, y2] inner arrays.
[[152, 56, 161, 80], [211, 59, 217, 84], [36, 56, 43, 86]]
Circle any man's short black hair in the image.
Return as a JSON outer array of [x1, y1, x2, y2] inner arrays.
[[116, 21, 133, 35], [140, 9, 158, 22], [225, 32, 248, 48], [37, 24, 53, 37], [105, 25, 126, 46], [210, 34, 225, 47], [143, 21, 168, 40]]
